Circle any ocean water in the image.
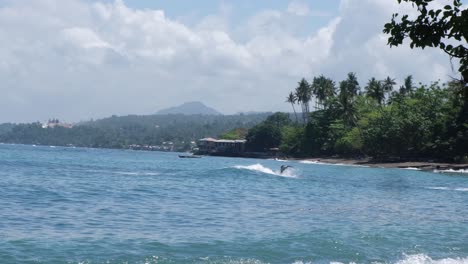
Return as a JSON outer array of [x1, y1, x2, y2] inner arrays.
[[0, 144, 467, 264]]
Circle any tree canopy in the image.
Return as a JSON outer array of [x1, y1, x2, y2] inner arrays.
[[272, 73, 467, 162]]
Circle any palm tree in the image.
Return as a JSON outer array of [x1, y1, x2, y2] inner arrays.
[[345, 72, 360, 97], [382, 76, 396, 104], [295, 78, 312, 124], [399, 75, 414, 95], [338, 73, 360, 128], [339, 80, 357, 128], [286, 92, 299, 123], [312, 75, 336, 109], [365, 77, 385, 105]]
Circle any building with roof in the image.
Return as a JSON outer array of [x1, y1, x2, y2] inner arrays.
[[197, 138, 246, 155], [42, 119, 73, 129]]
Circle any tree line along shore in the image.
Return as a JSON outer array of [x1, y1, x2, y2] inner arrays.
[[244, 74, 467, 165]]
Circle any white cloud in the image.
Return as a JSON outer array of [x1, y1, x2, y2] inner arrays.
[[287, 1, 310, 16], [62, 27, 111, 49], [0, 0, 459, 123], [324, 0, 456, 84]]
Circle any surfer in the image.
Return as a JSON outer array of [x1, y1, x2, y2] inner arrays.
[[280, 165, 292, 174]]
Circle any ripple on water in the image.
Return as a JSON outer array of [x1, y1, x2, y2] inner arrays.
[[1, 145, 467, 263]]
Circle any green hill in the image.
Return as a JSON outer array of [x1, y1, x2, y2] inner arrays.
[[0, 113, 271, 151]]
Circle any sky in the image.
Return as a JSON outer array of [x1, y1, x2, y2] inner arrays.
[[0, 0, 462, 123]]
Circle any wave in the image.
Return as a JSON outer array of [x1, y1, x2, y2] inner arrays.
[[402, 167, 421, 170], [435, 169, 468, 174], [67, 257, 268, 264], [114, 171, 160, 176], [233, 164, 298, 178], [299, 160, 321, 164], [298, 160, 368, 168], [394, 254, 468, 264], [86, 169, 160, 176], [313, 254, 468, 264], [426, 187, 450, 190], [27, 254, 468, 264], [268, 158, 288, 162], [426, 187, 468, 192]]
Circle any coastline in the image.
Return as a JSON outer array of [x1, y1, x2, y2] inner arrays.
[[295, 157, 468, 172], [3, 143, 466, 173], [194, 150, 468, 173]]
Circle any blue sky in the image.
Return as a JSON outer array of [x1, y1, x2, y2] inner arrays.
[[85, 0, 341, 38], [93, 0, 340, 18], [0, 0, 461, 122]]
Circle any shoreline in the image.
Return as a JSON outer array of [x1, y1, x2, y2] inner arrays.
[[295, 157, 468, 172], [2, 143, 467, 173]]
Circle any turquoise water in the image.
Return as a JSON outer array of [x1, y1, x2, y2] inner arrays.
[[0, 144, 467, 264]]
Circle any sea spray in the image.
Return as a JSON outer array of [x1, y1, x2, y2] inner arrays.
[[233, 163, 298, 178]]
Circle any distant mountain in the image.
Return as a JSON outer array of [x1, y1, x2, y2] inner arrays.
[[156, 101, 222, 115]]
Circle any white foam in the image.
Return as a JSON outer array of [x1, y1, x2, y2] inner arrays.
[[438, 169, 468, 174], [142, 172, 161, 176], [426, 187, 468, 192], [427, 187, 450, 190], [323, 254, 468, 264], [234, 164, 297, 178], [299, 160, 368, 168], [195, 257, 265, 264], [269, 158, 288, 162], [402, 167, 421, 170], [395, 254, 468, 264], [114, 171, 139, 175], [299, 160, 321, 164]]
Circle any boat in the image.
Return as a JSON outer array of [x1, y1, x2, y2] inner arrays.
[[178, 155, 202, 159]]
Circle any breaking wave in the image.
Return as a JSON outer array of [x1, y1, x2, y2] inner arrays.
[[303, 254, 468, 264], [299, 160, 368, 167], [435, 169, 468, 174], [299, 160, 323, 164], [268, 158, 288, 162], [394, 254, 468, 264], [402, 167, 421, 170], [426, 187, 468, 192]]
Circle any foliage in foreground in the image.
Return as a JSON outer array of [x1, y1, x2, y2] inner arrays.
[[383, 0, 468, 82]]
